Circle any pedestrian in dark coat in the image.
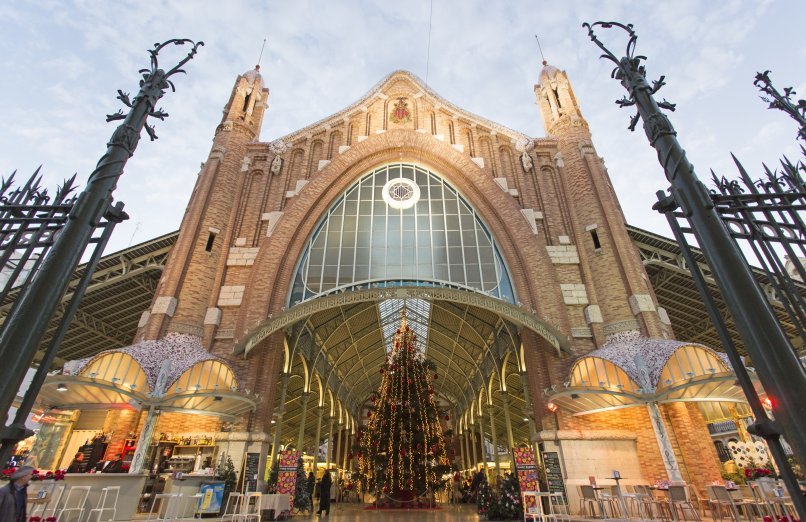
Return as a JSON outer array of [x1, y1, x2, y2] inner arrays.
[[0, 466, 34, 522], [316, 472, 332, 516]]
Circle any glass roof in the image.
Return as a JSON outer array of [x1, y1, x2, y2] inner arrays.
[[289, 163, 516, 305], [378, 298, 431, 354]]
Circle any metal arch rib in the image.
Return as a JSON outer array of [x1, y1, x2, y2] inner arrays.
[[236, 287, 568, 356]]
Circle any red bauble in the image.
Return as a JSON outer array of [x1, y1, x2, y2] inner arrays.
[[445, 415, 450, 421], [380, 368, 384, 374], [434, 373, 438, 380], [367, 412, 372, 418]]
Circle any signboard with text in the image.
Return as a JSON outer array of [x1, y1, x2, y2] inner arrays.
[[542, 451, 567, 499], [277, 449, 300, 505], [513, 446, 539, 493]]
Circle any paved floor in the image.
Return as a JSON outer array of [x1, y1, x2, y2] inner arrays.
[[286, 503, 481, 520]]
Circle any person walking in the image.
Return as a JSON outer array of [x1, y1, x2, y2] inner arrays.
[[0, 466, 34, 522], [316, 471, 332, 516]]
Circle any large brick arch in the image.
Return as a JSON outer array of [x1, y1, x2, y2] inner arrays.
[[234, 129, 568, 346]]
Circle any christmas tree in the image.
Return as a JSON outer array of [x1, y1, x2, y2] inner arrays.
[[358, 308, 450, 502], [293, 457, 311, 512]]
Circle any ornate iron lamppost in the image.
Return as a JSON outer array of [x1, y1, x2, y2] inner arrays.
[[583, 22, 805, 516], [0, 39, 203, 465]]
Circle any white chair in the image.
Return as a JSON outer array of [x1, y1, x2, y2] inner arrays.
[[56, 486, 91, 522], [86, 486, 119, 522], [234, 492, 262, 522], [221, 492, 243, 522]]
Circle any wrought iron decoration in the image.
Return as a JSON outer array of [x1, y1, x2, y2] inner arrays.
[[583, 21, 806, 519], [0, 39, 203, 465]]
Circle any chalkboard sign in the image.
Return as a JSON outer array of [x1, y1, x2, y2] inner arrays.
[[542, 451, 567, 498], [244, 453, 260, 492]]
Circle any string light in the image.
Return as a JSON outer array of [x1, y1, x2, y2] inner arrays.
[[359, 306, 450, 500]]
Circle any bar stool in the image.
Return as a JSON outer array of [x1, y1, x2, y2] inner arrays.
[[221, 492, 243, 522], [86, 486, 119, 522], [42, 483, 67, 521], [146, 493, 181, 522], [177, 493, 203, 520], [235, 492, 261, 522], [56, 486, 91, 522]]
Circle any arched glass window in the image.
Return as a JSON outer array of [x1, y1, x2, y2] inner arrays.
[[290, 163, 516, 304]]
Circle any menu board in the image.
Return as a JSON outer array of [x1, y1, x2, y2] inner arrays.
[[542, 451, 567, 498], [244, 453, 260, 492], [512, 446, 539, 493], [277, 449, 300, 505]]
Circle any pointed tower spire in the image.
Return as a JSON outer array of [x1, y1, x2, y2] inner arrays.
[[534, 61, 587, 136], [219, 64, 269, 140]]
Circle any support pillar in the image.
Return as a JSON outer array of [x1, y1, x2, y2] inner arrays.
[[459, 428, 467, 470], [312, 407, 324, 470], [335, 424, 343, 471], [326, 416, 334, 469], [487, 404, 501, 476], [479, 416, 491, 477], [470, 422, 479, 470], [342, 425, 350, 470], [129, 406, 159, 474], [268, 373, 289, 473], [647, 401, 683, 482], [501, 392, 516, 469], [296, 391, 311, 451]]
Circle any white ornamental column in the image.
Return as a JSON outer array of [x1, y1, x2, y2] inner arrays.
[[129, 360, 171, 474], [647, 401, 683, 482], [634, 354, 683, 482]]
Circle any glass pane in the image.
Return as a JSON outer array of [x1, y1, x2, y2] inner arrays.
[[289, 162, 516, 304]]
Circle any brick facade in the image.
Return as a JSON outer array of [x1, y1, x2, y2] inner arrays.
[[116, 65, 721, 482]]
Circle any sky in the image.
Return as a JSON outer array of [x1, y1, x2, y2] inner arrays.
[[0, 0, 804, 256]]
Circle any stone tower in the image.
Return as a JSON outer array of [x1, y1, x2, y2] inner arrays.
[[137, 66, 269, 345], [534, 61, 671, 344]]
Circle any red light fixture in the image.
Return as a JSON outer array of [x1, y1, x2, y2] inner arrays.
[[547, 402, 558, 413], [762, 397, 774, 410]]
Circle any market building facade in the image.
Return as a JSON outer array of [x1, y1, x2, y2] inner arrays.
[[28, 61, 760, 510]]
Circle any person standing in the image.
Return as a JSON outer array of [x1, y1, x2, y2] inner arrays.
[[307, 471, 315, 512], [0, 466, 34, 522], [316, 471, 332, 516]]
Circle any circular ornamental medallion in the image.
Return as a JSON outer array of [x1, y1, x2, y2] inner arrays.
[[382, 177, 420, 210]]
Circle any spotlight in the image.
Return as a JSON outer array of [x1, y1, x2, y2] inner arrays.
[[56, 383, 68, 392]]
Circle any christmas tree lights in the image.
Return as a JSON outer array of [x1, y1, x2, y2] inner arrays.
[[358, 308, 450, 502]]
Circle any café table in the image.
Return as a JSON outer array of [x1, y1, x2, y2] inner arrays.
[[260, 494, 291, 521]]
